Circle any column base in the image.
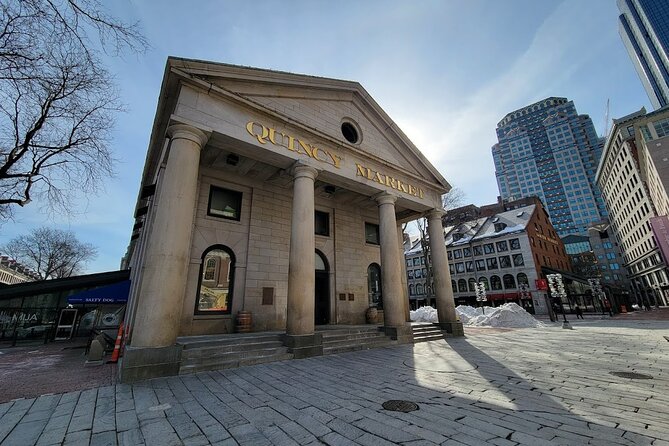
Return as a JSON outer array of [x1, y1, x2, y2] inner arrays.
[[118, 345, 183, 383], [383, 325, 414, 344], [436, 321, 465, 337], [283, 333, 323, 359]]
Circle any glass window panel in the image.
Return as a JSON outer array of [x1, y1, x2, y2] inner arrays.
[[197, 248, 234, 314]]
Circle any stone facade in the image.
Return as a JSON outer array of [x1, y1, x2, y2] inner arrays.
[[120, 58, 462, 381]]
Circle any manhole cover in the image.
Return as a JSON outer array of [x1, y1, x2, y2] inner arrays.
[[382, 400, 419, 412], [610, 371, 653, 380]]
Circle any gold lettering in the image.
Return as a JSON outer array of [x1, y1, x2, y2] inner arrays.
[[385, 176, 396, 189], [401, 183, 409, 194], [280, 132, 298, 152], [268, 128, 278, 145], [248, 120, 343, 169], [246, 121, 269, 144], [418, 189, 424, 199], [408, 185, 416, 196], [366, 168, 374, 180], [356, 163, 366, 177], [298, 140, 313, 157], [374, 172, 384, 184], [327, 151, 342, 169]]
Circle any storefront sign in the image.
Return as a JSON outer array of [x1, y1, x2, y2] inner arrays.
[[536, 233, 559, 245], [355, 163, 425, 199], [246, 121, 342, 169], [0, 311, 38, 328]]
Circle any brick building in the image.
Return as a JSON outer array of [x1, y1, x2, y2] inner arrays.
[[407, 198, 572, 315]]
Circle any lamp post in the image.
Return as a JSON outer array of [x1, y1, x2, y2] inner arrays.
[[476, 282, 488, 315], [547, 273, 572, 329], [519, 282, 530, 300]]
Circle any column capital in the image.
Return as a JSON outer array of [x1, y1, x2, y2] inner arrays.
[[426, 209, 445, 221], [167, 124, 210, 148], [374, 193, 397, 206], [291, 162, 319, 181]]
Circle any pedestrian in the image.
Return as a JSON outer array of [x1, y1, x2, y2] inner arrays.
[[574, 303, 584, 319], [604, 299, 613, 317]]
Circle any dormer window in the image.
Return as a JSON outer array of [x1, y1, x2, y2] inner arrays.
[[453, 233, 463, 241], [494, 223, 507, 232]]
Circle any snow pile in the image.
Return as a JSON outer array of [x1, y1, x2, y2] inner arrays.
[[410, 306, 438, 322], [454, 305, 483, 325], [410, 303, 544, 328]]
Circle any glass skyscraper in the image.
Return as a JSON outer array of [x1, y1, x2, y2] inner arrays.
[[492, 97, 608, 238], [618, 0, 669, 110]]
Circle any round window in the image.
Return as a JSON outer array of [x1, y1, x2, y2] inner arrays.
[[341, 122, 359, 144]]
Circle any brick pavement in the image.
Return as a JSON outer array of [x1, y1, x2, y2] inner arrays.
[[0, 342, 116, 403], [0, 319, 668, 445]]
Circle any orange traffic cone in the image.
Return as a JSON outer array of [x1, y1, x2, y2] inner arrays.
[[109, 322, 124, 363]]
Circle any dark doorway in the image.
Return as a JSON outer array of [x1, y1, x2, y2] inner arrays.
[[315, 250, 330, 325]]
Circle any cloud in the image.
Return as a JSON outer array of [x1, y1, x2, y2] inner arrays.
[[382, 0, 614, 204]]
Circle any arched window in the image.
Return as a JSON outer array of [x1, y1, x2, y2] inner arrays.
[[416, 284, 423, 294], [195, 245, 235, 314], [368, 263, 382, 308], [517, 273, 528, 285], [478, 277, 489, 291], [458, 279, 467, 293], [468, 278, 477, 292], [503, 274, 516, 289], [409, 284, 415, 296], [204, 258, 217, 280], [490, 275, 502, 290], [451, 280, 457, 293]]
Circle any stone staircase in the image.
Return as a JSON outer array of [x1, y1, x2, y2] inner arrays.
[[411, 323, 446, 343], [320, 326, 397, 355], [177, 332, 293, 374]]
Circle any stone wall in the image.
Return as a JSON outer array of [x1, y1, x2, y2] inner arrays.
[[178, 167, 383, 335]]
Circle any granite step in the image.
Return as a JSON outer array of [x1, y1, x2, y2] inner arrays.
[[411, 323, 445, 343], [323, 338, 397, 355], [181, 340, 285, 358], [180, 352, 294, 374], [177, 333, 284, 350]]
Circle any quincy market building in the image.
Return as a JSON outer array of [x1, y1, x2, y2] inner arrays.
[[121, 58, 461, 381]]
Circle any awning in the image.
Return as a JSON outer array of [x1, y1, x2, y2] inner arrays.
[[67, 280, 131, 305]]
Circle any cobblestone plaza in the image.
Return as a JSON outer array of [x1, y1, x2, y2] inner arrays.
[[1, 316, 668, 445]]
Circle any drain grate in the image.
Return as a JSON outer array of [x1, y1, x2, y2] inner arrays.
[[610, 371, 653, 380], [382, 400, 419, 412]]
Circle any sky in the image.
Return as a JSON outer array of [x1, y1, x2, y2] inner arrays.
[[0, 0, 652, 274]]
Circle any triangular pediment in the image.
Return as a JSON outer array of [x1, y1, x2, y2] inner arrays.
[[167, 57, 449, 191]]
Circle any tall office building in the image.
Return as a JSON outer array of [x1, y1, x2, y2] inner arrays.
[[492, 97, 607, 238], [618, 0, 669, 110]]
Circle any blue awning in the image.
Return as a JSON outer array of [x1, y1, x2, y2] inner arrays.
[[67, 280, 131, 305]]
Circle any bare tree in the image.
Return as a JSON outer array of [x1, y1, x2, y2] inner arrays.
[[0, 0, 147, 219], [3, 226, 96, 279], [415, 187, 466, 303]]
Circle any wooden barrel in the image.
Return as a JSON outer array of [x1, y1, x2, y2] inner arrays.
[[365, 307, 378, 324], [236, 311, 252, 333]]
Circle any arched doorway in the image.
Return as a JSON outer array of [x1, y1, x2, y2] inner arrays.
[[315, 250, 330, 325]]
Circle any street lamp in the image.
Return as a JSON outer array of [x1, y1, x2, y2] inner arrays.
[[547, 273, 572, 330], [475, 282, 488, 315]]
